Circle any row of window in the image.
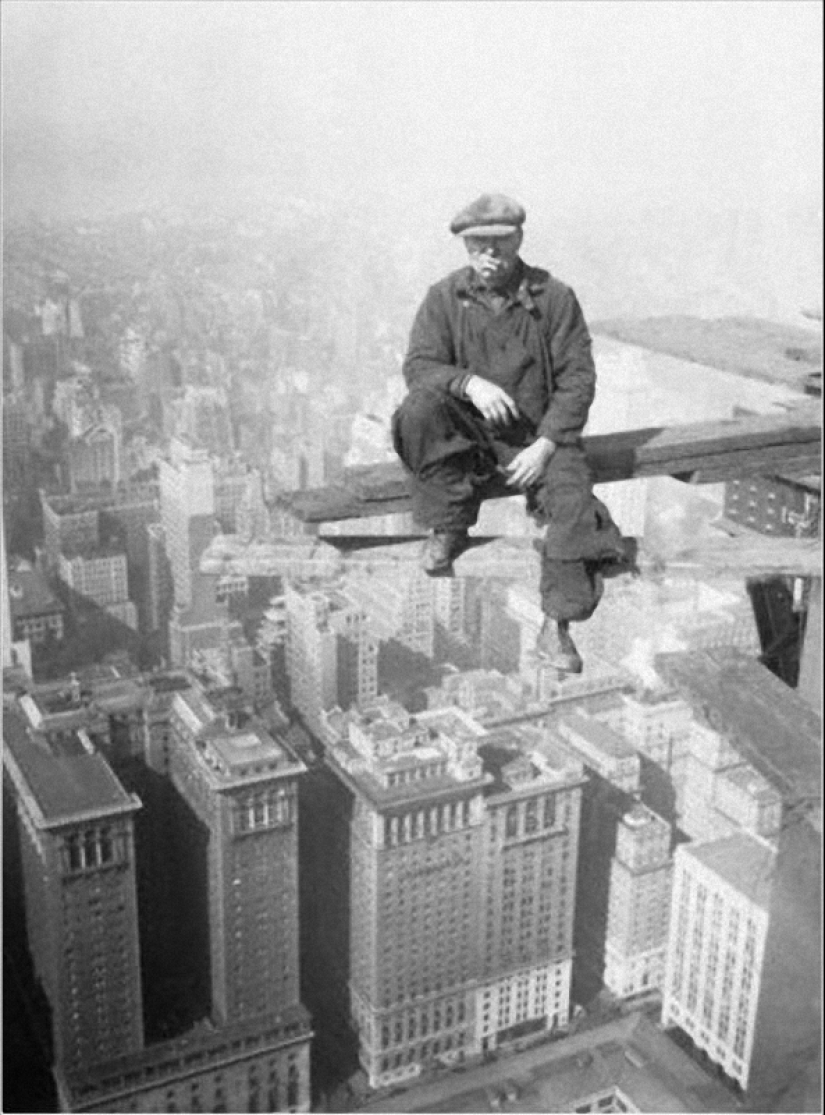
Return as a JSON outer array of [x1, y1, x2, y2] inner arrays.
[[384, 800, 472, 845], [380, 999, 467, 1048], [379, 1030, 466, 1072], [63, 827, 127, 873], [494, 794, 561, 841], [234, 789, 294, 833]]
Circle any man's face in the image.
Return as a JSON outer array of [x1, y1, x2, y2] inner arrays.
[[464, 230, 523, 288]]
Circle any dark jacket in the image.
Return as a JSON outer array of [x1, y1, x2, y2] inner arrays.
[[402, 260, 596, 445]]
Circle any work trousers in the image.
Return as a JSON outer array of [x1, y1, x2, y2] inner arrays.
[[392, 385, 624, 622]]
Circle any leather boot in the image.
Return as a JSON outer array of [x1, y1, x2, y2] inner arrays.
[[421, 530, 469, 577], [536, 618, 583, 674]]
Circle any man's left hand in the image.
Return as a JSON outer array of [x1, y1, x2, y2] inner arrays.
[[505, 437, 556, 489]]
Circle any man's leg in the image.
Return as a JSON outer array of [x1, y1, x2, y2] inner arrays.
[[392, 388, 497, 572], [530, 441, 625, 668]]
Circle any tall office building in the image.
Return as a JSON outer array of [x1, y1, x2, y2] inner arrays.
[[167, 685, 309, 1036], [476, 724, 585, 1052], [662, 832, 781, 1092], [173, 385, 235, 459], [68, 421, 123, 492], [283, 578, 377, 738], [555, 713, 641, 1002], [159, 437, 215, 610], [603, 802, 673, 1000], [41, 492, 100, 570], [678, 721, 782, 843], [3, 709, 144, 1101], [4, 671, 314, 1113], [724, 469, 820, 538], [321, 700, 585, 1089], [346, 565, 435, 658], [159, 438, 229, 667]]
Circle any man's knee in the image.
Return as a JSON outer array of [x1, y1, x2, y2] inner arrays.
[[395, 385, 453, 430]]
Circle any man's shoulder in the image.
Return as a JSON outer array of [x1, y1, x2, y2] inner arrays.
[[521, 264, 575, 303]]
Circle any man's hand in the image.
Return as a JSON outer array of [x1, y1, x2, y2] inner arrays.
[[505, 437, 556, 489], [465, 375, 519, 427]]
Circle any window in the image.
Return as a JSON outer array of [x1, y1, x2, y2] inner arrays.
[[543, 795, 556, 828]]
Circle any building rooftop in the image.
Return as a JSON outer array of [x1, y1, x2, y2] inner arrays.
[[559, 712, 636, 760], [680, 831, 776, 910], [3, 708, 136, 825], [202, 722, 287, 776], [481, 724, 585, 794], [360, 1011, 738, 1113], [622, 802, 668, 832], [325, 702, 489, 807], [42, 484, 159, 515], [718, 762, 781, 803], [8, 567, 65, 620], [61, 541, 127, 561]]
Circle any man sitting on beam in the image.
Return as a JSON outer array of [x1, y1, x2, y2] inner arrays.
[[392, 193, 626, 673]]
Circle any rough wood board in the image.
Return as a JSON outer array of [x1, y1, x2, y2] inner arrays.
[[655, 648, 821, 802], [279, 406, 821, 522], [202, 533, 821, 579], [591, 315, 822, 391]]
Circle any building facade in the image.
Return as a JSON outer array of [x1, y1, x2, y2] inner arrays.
[[3, 671, 314, 1114], [3, 711, 144, 1090], [603, 803, 672, 1000], [322, 700, 585, 1089], [662, 834, 774, 1091], [283, 578, 377, 738]]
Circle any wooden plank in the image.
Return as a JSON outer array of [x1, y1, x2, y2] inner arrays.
[[201, 532, 821, 580], [658, 536, 822, 578], [591, 316, 822, 392], [655, 648, 821, 804], [278, 405, 821, 522]]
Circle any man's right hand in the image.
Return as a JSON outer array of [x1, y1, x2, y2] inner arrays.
[[465, 375, 520, 426]]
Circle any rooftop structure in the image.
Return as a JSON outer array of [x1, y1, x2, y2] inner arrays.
[[359, 1010, 738, 1113], [557, 712, 640, 794]]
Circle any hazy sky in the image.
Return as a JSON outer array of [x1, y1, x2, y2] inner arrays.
[[3, 0, 822, 226]]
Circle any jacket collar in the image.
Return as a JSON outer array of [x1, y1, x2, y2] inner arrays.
[[455, 259, 548, 314]]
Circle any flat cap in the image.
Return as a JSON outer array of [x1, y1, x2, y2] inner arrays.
[[449, 193, 526, 237]]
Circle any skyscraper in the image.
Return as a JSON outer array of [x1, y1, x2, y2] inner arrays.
[[320, 700, 585, 1089], [662, 833, 771, 1092], [3, 709, 144, 1102], [159, 437, 215, 611], [3, 671, 314, 1114], [283, 578, 377, 738], [475, 724, 585, 1052], [167, 684, 309, 1030], [603, 802, 673, 1000], [159, 437, 229, 667]]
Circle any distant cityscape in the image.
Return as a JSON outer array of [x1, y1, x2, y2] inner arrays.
[[2, 205, 821, 1115]]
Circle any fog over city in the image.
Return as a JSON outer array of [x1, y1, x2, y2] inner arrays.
[[3, 4, 822, 1115], [4, 1, 822, 319]]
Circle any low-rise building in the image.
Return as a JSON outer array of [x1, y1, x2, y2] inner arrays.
[[7, 566, 66, 644]]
